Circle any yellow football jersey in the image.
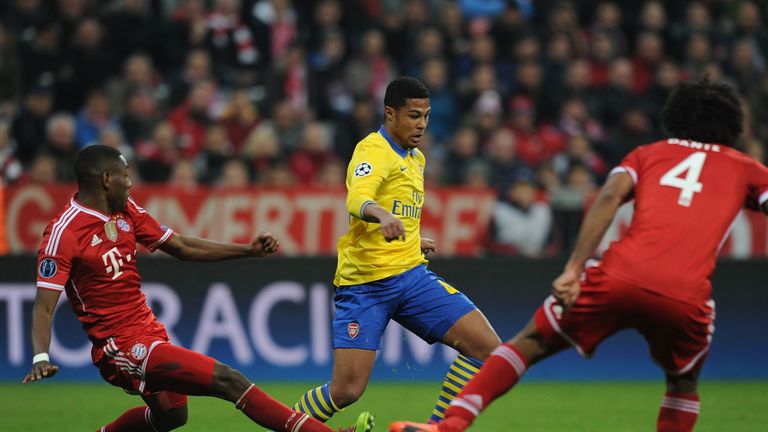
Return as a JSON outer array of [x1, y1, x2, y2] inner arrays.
[[334, 126, 428, 286]]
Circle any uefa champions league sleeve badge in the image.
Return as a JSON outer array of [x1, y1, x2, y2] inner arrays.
[[104, 220, 118, 242]]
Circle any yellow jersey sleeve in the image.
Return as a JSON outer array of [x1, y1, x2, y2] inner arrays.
[[346, 136, 394, 219]]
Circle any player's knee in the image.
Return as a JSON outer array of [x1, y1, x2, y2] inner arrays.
[[330, 382, 366, 408], [153, 407, 188, 431], [666, 373, 698, 394], [213, 363, 251, 401]]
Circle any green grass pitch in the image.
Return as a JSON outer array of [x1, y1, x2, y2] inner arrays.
[[3, 381, 766, 431]]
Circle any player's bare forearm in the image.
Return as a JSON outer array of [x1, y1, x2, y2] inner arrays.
[[30, 289, 59, 356], [160, 232, 279, 261], [566, 173, 633, 271]]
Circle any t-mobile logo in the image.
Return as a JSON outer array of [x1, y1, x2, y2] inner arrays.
[[101, 247, 132, 280]]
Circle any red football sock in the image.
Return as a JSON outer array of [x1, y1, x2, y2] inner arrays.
[[235, 384, 332, 432], [440, 343, 529, 432], [658, 392, 700, 432], [99, 406, 153, 432]]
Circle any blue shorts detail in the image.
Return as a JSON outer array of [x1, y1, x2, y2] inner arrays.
[[333, 264, 477, 350]]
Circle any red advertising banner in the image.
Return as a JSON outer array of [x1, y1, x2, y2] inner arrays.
[[4, 184, 496, 256]]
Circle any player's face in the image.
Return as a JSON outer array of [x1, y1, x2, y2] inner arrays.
[[386, 98, 430, 149], [106, 158, 132, 211]]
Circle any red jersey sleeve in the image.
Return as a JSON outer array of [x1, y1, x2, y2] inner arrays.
[[745, 159, 768, 210], [36, 223, 76, 292], [127, 197, 174, 252], [609, 147, 643, 184]]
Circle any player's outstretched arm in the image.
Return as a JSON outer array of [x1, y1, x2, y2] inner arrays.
[[160, 232, 280, 261], [22, 289, 61, 384], [553, 172, 634, 306]]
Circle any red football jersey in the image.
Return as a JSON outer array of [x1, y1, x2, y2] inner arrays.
[[601, 138, 768, 304], [36, 196, 173, 345]]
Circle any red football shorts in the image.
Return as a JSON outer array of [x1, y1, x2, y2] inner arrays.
[[534, 265, 715, 375], [94, 335, 215, 403]]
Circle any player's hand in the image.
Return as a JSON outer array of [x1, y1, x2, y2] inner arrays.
[[379, 214, 406, 242], [22, 361, 59, 384], [420, 238, 436, 255], [552, 267, 581, 308], [251, 232, 280, 257]]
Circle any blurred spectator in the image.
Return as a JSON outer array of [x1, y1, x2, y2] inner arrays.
[[242, 123, 282, 178], [0, 23, 22, 115], [420, 57, 457, 145], [333, 97, 378, 162], [726, 38, 764, 94], [682, 32, 712, 80], [630, 32, 665, 94], [10, 84, 53, 166], [262, 162, 296, 187], [289, 121, 336, 184], [262, 98, 303, 151], [732, 1, 768, 70], [748, 71, 768, 141], [167, 49, 214, 108], [168, 158, 200, 191], [167, 80, 217, 158], [215, 157, 251, 188], [507, 95, 566, 167], [442, 126, 481, 185], [119, 88, 159, 147], [164, 0, 209, 70], [41, 112, 77, 182], [57, 18, 117, 111], [346, 28, 397, 112], [75, 89, 117, 148], [102, 0, 162, 65], [206, 0, 270, 86], [314, 157, 345, 187], [307, 30, 352, 120], [490, 2, 527, 61], [607, 105, 658, 162], [556, 97, 606, 146], [590, 57, 637, 127], [24, 154, 58, 184], [486, 127, 525, 193], [136, 122, 180, 182], [250, 0, 298, 61], [220, 88, 260, 152], [6, 0, 53, 40], [197, 124, 235, 184], [106, 54, 160, 116], [552, 134, 607, 183], [265, 43, 309, 113], [488, 169, 552, 257], [18, 20, 61, 96], [0, 122, 23, 183], [462, 159, 491, 189]]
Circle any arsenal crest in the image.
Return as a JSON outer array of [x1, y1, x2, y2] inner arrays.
[[347, 322, 360, 339]]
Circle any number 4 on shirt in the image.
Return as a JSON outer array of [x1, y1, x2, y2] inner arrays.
[[659, 152, 707, 207]]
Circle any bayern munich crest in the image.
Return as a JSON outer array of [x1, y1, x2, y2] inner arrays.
[[347, 322, 360, 339], [117, 218, 131, 232], [130, 343, 148, 361]]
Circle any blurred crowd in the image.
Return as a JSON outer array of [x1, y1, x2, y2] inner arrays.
[[1, 0, 767, 256]]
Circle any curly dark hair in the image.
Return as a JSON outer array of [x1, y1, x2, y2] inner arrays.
[[384, 76, 430, 109], [661, 77, 744, 147]]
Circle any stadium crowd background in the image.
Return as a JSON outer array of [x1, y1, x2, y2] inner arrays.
[[0, 0, 767, 256]]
